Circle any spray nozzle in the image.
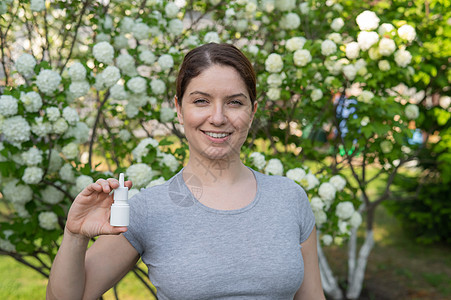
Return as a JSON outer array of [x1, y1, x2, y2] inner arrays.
[[119, 173, 124, 187]]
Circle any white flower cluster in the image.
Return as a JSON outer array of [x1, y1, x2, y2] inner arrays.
[[165, 2, 179, 18], [35, 69, 62, 95], [160, 153, 179, 172], [398, 24, 416, 42], [15, 53, 36, 78], [357, 31, 379, 51], [139, 49, 156, 65], [97, 66, 121, 89], [150, 79, 166, 95], [378, 60, 391, 71], [405, 104, 419, 119], [75, 175, 94, 193], [286, 37, 306, 52], [59, 163, 75, 182], [293, 49, 312, 67], [31, 117, 51, 137], [358, 90, 374, 103], [267, 88, 280, 101], [127, 76, 147, 94], [394, 49, 412, 67], [41, 185, 65, 204], [116, 53, 137, 77], [132, 137, 159, 162], [0, 95, 18, 117], [380, 140, 393, 153], [62, 142, 79, 159], [62, 107, 79, 125], [336, 202, 361, 229], [311, 89, 323, 102], [280, 13, 300, 30], [38, 211, 59, 230], [93, 41, 114, 64], [110, 84, 128, 100], [249, 152, 266, 170], [126, 163, 154, 188], [345, 42, 360, 60], [22, 166, 44, 184], [48, 149, 63, 173], [147, 176, 166, 188], [168, 19, 184, 36], [265, 158, 283, 176], [331, 18, 344, 31], [275, 0, 296, 11], [321, 40, 337, 56], [21, 147, 43, 166], [69, 81, 90, 98], [356, 10, 380, 31], [204, 32, 220, 43], [20, 91, 42, 113], [0, 230, 15, 252], [379, 23, 395, 35], [68, 62, 86, 81], [30, 0, 45, 12], [132, 22, 150, 41], [329, 175, 346, 191], [157, 54, 174, 71], [1, 116, 31, 145], [160, 107, 175, 123], [265, 53, 283, 73], [286, 168, 306, 183], [2, 179, 33, 205], [378, 38, 396, 56]]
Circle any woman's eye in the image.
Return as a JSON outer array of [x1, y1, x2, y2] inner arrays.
[[229, 100, 243, 106], [193, 99, 208, 104]]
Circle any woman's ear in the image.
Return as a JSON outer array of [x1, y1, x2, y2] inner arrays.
[[174, 96, 183, 125], [249, 101, 258, 128]]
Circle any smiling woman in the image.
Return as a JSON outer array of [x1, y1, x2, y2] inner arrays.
[[46, 43, 325, 300]]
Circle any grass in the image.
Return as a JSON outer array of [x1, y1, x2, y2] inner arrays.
[[0, 257, 156, 300]]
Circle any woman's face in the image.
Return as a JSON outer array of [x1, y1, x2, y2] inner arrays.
[[176, 64, 257, 161]]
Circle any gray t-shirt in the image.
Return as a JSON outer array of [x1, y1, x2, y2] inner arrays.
[[123, 168, 315, 300]]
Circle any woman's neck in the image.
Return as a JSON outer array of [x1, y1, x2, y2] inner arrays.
[[184, 153, 249, 186]]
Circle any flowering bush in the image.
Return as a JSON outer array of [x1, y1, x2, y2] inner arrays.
[[0, 0, 448, 299]]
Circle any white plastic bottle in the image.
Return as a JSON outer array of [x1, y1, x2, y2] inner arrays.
[[110, 173, 129, 226]]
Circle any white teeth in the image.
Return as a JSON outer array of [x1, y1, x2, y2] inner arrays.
[[204, 131, 230, 138]]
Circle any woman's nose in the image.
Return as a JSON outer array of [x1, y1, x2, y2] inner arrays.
[[209, 103, 227, 126]]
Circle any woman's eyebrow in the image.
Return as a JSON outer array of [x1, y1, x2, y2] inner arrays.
[[189, 91, 248, 99], [225, 93, 248, 100], [189, 91, 211, 97]]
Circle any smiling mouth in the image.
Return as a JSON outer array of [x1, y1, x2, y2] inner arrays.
[[202, 131, 232, 138]]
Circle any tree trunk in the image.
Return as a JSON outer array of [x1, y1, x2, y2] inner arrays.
[[317, 231, 344, 299], [346, 230, 374, 299]]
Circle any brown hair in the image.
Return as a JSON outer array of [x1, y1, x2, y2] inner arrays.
[[176, 43, 256, 106]]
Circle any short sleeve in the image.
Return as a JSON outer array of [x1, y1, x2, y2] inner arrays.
[[122, 192, 147, 255], [296, 185, 316, 244]]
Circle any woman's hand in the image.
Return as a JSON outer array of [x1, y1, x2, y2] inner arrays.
[[65, 178, 133, 238]]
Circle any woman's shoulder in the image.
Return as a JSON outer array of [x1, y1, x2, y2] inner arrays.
[[252, 168, 302, 190]]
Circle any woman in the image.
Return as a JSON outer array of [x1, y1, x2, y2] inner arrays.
[[47, 43, 325, 299]]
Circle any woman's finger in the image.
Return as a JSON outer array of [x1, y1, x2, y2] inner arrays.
[[96, 178, 113, 194], [124, 180, 133, 189], [106, 178, 119, 189]]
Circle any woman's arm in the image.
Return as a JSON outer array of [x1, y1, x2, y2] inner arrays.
[[46, 178, 139, 300], [47, 232, 139, 300], [294, 227, 326, 300]]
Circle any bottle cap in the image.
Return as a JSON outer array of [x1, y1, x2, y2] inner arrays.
[[110, 173, 129, 227]]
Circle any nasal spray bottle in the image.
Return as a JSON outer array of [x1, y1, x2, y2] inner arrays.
[[110, 173, 129, 227]]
